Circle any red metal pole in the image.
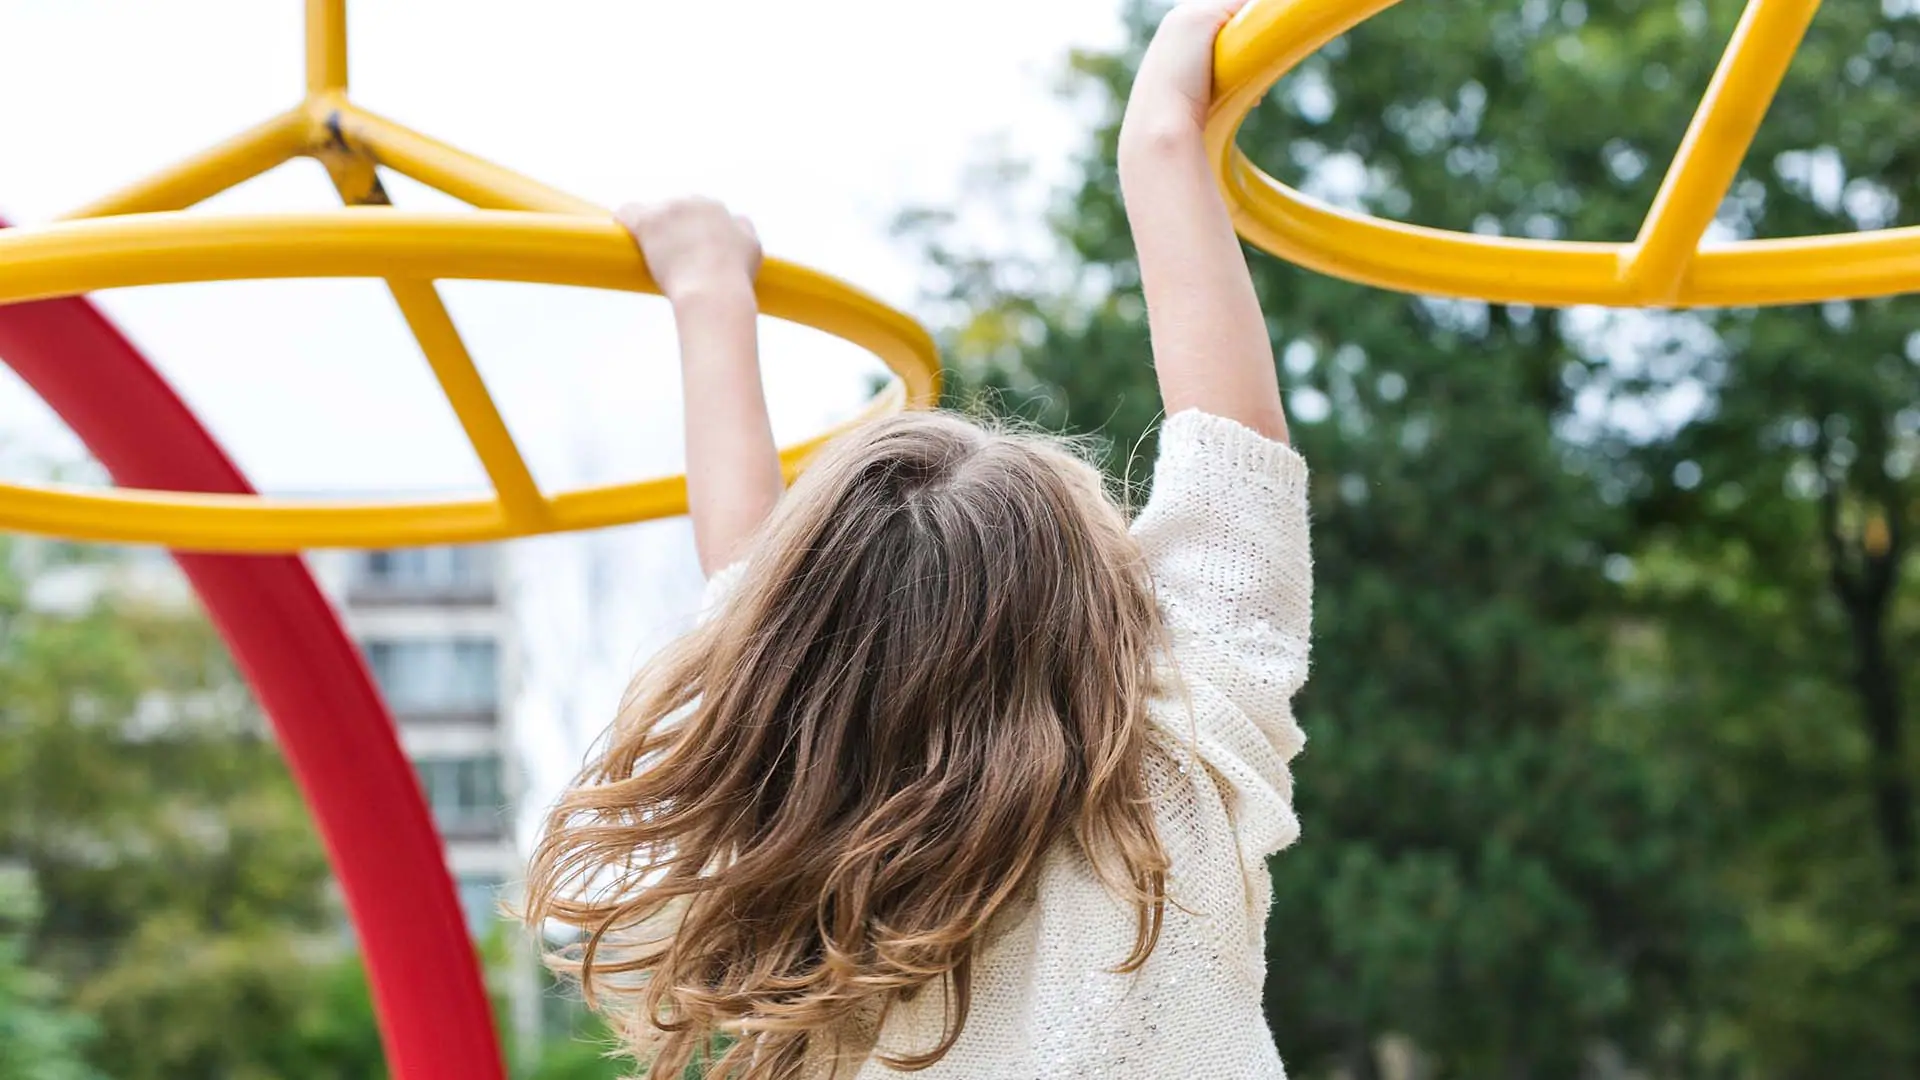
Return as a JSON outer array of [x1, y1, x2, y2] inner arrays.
[[0, 217, 506, 1080]]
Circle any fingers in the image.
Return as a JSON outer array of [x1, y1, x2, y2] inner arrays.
[[1178, 0, 1251, 17], [1161, 0, 1250, 34], [612, 200, 652, 239], [614, 199, 756, 240], [732, 213, 765, 280], [612, 198, 762, 294], [1144, 0, 1245, 76]]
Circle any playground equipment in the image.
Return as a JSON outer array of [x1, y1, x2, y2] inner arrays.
[[1207, 0, 1920, 307], [0, 3, 937, 1079], [3, 0, 1912, 1078], [0, 5, 940, 552]]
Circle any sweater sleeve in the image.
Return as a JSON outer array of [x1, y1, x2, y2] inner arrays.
[[697, 560, 748, 623], [1131, 409, 1313, 858]]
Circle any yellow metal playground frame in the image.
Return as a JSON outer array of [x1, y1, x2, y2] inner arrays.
[[5, 0, 1909, 551], [1208, 0, 1920, 307], [0, 0, 941, 552]]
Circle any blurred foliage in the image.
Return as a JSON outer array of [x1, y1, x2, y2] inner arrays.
[[0, 875, 100, 1080], [0, 538, 644, 1076], [0, 537, 355, 1077], [898, 0, 1920, 1075], [5, 0, 1920, 1077]]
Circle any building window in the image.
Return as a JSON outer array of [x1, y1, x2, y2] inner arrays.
[[456, 874, 505, 933], [364, 638, 499, 714], [416, 754, 506, 835], [352, 547, 493, 599]]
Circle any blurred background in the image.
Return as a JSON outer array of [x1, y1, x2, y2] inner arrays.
[[2, 0, 1917, 1077]]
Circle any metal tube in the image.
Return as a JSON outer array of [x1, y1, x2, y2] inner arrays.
[[384, 279, 551, 527], [1621, 0, 1823, 300], [60, 110, 308, 220], [322, 102, 602, 215], [0, 211, 940, 550], [0, 384, 904, 552], [0, 213, 941, 405], [1205, 0, 1882, 308], [316, 159, 549, 525], [306, 0, 348, 96]]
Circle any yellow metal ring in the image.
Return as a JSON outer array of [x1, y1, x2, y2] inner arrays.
[[1208, 0, 1920, 307], [0, 211, 941, 551]]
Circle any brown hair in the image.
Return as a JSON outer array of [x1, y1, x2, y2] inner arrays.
[[523, 411, 1169, 1078]]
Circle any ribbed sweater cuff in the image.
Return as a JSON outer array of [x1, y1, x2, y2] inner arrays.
[[1159, 408, 1309, 493]]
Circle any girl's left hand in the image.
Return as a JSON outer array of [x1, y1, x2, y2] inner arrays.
[[616, 197, 763, 305]]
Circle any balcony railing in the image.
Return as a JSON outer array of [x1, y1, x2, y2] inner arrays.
[[345, 547, 498, 607], [345, 577, 497, 607]]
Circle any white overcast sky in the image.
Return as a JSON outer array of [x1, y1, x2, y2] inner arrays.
[[0, 0, 1120, 491], [0, 0, 1124, 830]]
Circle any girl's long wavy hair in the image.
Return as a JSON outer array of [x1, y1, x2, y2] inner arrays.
[[523, 411, 1170, 1079]]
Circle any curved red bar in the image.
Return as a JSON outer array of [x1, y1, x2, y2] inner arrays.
[[0, 217, 505, 1080]]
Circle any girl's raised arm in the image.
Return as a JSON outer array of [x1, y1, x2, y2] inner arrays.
[[1120, 0, 1290, 444], [617, 198, 785, 576]]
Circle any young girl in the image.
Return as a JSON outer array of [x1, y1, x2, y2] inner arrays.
[[524, 2, 1311, 1075]]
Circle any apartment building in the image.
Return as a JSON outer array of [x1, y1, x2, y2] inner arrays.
[[305, 543, 541, 1047], [307, 546, 517, 922]]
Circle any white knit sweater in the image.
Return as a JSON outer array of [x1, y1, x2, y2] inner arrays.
[[702, 409, 1313, 1079]]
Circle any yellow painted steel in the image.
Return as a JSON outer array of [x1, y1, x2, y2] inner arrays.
[[383, 280, 551, 528], [0, 213, 937, 550], [0, 392, 905, 552], [60, 110, 312, 221], [323, 103, 604, 216], [307, 0, 348, 95], [0, 0, 940, 552], [1621, 0, 1820, 299], [311, 135, 551, 529], [1208, 0, 1919, 307]]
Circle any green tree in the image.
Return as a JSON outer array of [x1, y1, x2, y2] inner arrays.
[[0, 538, 381, 1077], [892, 0, 1920, 1073], [1599, 4, 1920, 1071], [0, 873, 100, 1080], [909, 0, 1920, 1071]]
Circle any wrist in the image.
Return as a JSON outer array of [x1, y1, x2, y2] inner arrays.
[[1119, 128, 1215, 210], [664, 274, 757, 312], [1119, 110, 1208, 172]]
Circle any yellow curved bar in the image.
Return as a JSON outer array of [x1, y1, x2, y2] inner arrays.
[[0, 212, 940, 551], [1207, 0, 1919, 307], [61, 109, 313, 221], [0, 386, 903, 552], [383, 279, 550, 527], [1620, 0, 1820, 300]]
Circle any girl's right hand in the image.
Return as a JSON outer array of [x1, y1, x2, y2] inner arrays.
[[1121, 0, 1250, 150], [615, 197, 763, 305]]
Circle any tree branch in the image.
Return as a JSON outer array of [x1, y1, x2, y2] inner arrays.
[[1813, 429, 1861, 608]]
